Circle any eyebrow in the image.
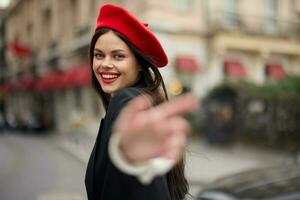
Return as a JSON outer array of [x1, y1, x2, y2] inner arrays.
[[94, 48, 126, 53]]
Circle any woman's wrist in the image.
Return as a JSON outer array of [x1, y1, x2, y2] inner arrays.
[[109, 132, 151, 174], [108, 132, 174, 184], [118, 134, 139, 165]]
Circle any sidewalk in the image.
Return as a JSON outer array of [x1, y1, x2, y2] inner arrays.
[[185, 137, 289, 185], [55, 132, 291, 196], [55, 130, 96, 164]]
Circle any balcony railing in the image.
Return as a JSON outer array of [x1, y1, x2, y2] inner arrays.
[[207, 10, 300, 39]]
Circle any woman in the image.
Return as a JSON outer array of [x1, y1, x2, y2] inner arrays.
[[85, 3, 198, 200]]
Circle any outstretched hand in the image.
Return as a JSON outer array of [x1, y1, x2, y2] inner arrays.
[[113, 93, 199, 165]]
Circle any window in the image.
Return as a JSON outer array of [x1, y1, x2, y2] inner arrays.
[[265, 0, 278, 33], [70, 0, 79, 31], [42, 8, 51, 47], [225, 0, 237, 12], [174, 0, 193, 12], [26, 23, 33, 42], [223, 0, 239, 28]]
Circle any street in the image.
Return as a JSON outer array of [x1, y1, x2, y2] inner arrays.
[[0, 131, 291, 200], [185, 137, 290, 197], [0, 132, 86, 200]]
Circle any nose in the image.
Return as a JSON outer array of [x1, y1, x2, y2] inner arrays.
[[101, 57, 114, 68]]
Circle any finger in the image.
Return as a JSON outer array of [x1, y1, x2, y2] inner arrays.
[[156, 94, 199, 119], [126, 94, 153, 113], [162, 132, 187, 162], [167, 116, 191, 137], [117, 94, 153, 123]]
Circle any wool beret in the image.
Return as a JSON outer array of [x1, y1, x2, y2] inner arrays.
[[95, 3, 168, 67]]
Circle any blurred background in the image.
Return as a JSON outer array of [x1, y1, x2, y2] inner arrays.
[[0, 0, 299, 200]]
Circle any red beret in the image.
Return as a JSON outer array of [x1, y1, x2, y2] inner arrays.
[[95, 3, 168, 68]]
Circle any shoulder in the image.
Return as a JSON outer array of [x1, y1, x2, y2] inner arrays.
[[106, 87, 143, 118], [112, 87, 142, 103]]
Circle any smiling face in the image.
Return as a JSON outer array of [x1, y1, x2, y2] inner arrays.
[[92, 31, 141, 96]]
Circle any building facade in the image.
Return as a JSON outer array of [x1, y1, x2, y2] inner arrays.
[[0, 8, 6, 121], [207, 0, 300, 88], [2, 0, 300, 134]]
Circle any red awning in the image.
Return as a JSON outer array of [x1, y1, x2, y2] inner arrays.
[[175, 56, 201, 73], [23, 78, 35, 90], [266, 64, 287, 80], [0, 84, 10, 96], [10, 79, 23, 91], [10, 41, 32, 58], [0, 76, 35, 94], [38, 65, 91, 91], [73, 65, 92, 87], [38, 71, 64, 92], [224, 60, 247, 78], [60, 65, 92, 88], [60, 68, 76, 89], [17, 76, 35, 91]]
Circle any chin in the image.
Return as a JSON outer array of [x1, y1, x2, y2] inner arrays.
[[102, 89, 115, 95], [102, 86, 119, 95]]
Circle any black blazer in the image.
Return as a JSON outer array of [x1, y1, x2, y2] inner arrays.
[[85, 88, 171, 200]]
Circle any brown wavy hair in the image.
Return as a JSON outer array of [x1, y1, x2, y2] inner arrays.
[[89, 28, 189, 200]]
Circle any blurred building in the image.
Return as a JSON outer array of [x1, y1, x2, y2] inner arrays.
[[0, 7, 6, 79], [4, 0, 103, 133], [0, 7, 7, 114], [1, 0, 300, 134], [205, 0, 300, 89], [0, 7, 6, 71]]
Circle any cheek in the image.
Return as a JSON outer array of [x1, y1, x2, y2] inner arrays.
[[92, 60, 99, 73], [129, 67, 141, 82], [120, 67, 139, 85]]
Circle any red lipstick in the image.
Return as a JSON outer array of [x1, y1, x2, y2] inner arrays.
[[98, 71, 120, 84]]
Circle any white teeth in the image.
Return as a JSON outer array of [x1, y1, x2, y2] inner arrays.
[[101, 74, 118, 79]]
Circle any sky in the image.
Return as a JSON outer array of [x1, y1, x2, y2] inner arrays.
[[0, 0, 10, 8]]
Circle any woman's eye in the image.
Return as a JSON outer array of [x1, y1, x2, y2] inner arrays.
[[114, 54, 125, 60], [94, 53, 104, 59]]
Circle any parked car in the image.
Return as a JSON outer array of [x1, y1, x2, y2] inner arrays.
[[197, 163, 300, 200]]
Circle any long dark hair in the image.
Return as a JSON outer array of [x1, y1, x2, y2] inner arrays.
[[89, 28, 189, 200]]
